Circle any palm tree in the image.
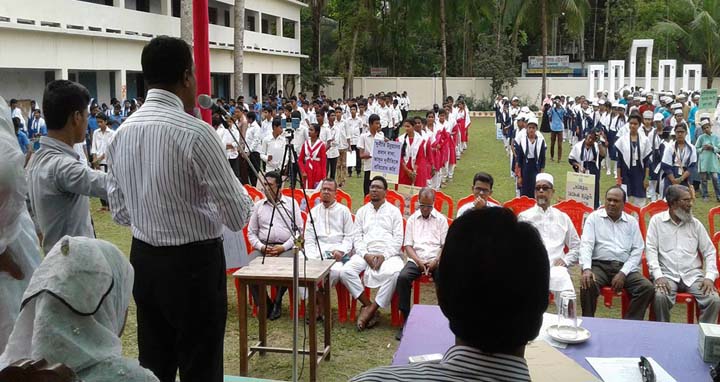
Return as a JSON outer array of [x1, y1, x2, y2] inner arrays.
[[233, 0, 245, 98], [654, 0, 720, 88], [309, 0, 326, 97], [180, 0, 192, 45], [440, 0, 447, 101]]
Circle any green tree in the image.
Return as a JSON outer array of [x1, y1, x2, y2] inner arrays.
[[654, 0, 720, 88], [475, 33, 521, 96]]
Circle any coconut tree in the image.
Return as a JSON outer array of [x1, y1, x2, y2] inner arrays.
[[233, 0, 245, 98], [654, 0, 720, 88]]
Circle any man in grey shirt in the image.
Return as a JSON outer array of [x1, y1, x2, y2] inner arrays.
[[26, 80, 107, 253]]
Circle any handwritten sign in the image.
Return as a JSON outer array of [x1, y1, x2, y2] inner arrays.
[[565, 172, 596, 208], [370, 140, 402, 184], [700, 89, 717, 114]]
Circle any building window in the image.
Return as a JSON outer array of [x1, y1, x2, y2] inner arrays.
[[246, 12, 256, 32], [261, 14, 277, 35], [283, 19, 296, 39], [172, 0, 180, 17], [209, 7, 217, 25], [224, 10, 230, 27], [78, 0, 114, 5]]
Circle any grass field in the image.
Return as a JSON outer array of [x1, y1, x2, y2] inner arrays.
[[94, 116, 719, 381]]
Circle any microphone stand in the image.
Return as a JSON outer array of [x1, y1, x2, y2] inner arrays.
[[200, 99, 323, 381]]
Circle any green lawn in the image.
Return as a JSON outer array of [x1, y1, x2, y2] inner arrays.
[[94, 116, 718, 381]]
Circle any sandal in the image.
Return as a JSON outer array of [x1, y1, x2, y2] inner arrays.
[[365, 310, 380, 329], [356, 306, 371, 331]]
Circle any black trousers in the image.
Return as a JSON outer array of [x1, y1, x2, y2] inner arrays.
[[327, 156, 338, 180], [249, 151, 261, 186], [363, 170, 371, 196], [98, 164, 108, 207], [397, 261, 439, 319], [131, 237, 227, 382], [348, 145, 362, 175], [238, 156, 250, 185], [228, 157, 240, 180], [401, 109, 408, 122]]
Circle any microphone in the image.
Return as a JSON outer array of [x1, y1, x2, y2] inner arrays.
[[198, 94, 226, 115]]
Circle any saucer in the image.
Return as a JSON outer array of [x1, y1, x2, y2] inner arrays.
[[546, 325, 591, 344]]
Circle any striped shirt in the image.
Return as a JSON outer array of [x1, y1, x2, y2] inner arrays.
[[350, 346, 531, 382], [105, 88, 253, 247]]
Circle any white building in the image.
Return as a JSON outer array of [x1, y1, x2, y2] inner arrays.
[[0, 0, 306, 106]]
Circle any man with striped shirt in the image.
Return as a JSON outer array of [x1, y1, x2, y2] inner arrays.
[[351, 208, 549, 382], [106, 36, 253, 382]]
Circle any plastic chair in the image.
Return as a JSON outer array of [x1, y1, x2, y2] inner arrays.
[[308, 188, 352, 210], [502, 196, 536, 215], [553, 199, 593, 236], [243, 184, 264, 202], [363, 189, 406, 213], [709, 206, 720, 237], [639, 200, 668, 240], [409, 191, 454, 217], [623, 202, 642, 221], [349, 287, 402, 327], [282, 188, 307, 209]]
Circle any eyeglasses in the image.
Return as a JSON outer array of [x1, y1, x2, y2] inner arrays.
[[638, 356, 656, 382], [535, 185, 553, 191], [418, 204, 433, 209]]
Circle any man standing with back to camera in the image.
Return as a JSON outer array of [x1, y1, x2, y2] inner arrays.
[[106, 36, 253, 382]]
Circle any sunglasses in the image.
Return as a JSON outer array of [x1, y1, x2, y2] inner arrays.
[[535, 185, 553, 191]]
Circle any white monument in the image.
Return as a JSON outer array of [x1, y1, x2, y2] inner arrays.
[[682, 64, 702, 91], [588, 64, 605, 99], [608, 60, 625, 100], [629, 39, 653, 91], [657, 59, 677, 93]]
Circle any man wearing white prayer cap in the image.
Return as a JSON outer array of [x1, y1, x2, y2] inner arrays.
[[519, 173, 579, 297], [0, 96, 42, 354], [0, 236, 159, 381]]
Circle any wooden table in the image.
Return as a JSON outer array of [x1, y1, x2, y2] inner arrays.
[[233, 257, 333, 382]]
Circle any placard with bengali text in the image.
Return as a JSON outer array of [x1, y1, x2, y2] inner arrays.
[[370, 140, 402, 184], [565, 172, 596, 208]]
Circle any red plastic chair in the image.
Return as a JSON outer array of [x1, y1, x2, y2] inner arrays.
[[409, 191, 454, 217], [709, 206, 720, 237], [363, 190, 406, 213], [243, 184, 264, 202], [282, 188, 308, 209], [639, 200, 668, 240], [623, 202, 642, 221], [503, 196, 536, 215], [308, 188, 353, 210], [553, 199, 593, 236]]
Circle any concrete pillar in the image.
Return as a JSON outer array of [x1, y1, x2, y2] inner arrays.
[[277, 16, 283, 37], [55, 68, 68, 80], [256, 73, 263, 98], [114, 0, 125, 9], [278, 73, 284, 96], [295, 75, 300, 96], [115, 69, 127, 101], [257, 12, 262, 33], [161, 0, 172, 16]]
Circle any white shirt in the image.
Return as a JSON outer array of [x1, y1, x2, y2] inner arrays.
[[90, 128, 115, 165], [246, 121, 263, 153], [456, 200, 500, 218], [247, 196, 304, 252], [392, 106, 402, 126], [378, 105, 392, 128], [304, 201, 354, 260], [261, 118, 273, 137], [292, 125, 309, 154], [579, 209, 644, 275], [321, 123, 340, 158], [357, 130, 385, 171], [11, 107, 24, 130], [221, 126, 241, 159], [335, 119, 349, 150], [345, 115, 362, 145], [645, 211, 718, 286], [105, 89, 253, 246], [73, 143, 88, 164], [404, 209, 448, 263], [353, 201, 404, 258], [261, 133, 287, 171], [29, 117, 46, 135], [518, 205, 580, 265]]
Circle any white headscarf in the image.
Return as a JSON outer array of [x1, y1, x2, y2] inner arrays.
[[0, 236, 158, 382], [0, 96, 42, 353]]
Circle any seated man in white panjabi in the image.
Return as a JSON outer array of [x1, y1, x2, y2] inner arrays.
[[518, 173, 579, 296], [303, 178, 354, 320], [341, 176, 404, 331]]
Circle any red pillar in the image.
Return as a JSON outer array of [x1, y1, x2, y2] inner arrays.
[[193, 0, 211, 124]]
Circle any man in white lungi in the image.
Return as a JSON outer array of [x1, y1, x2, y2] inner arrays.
[[341, 176, 404, 330]]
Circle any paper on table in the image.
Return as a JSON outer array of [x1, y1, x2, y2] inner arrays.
[[534, 312, 583, 349], [586, 357, 676, 382]]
